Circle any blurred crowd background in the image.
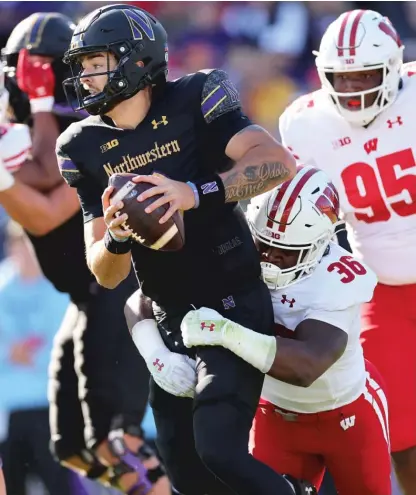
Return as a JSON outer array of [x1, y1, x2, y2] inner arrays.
[[0, 1, 413, 494]]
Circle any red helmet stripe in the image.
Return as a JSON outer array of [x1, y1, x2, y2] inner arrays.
[[277, 168, 319, 233], [266, 179, 291, 229], [337, 11, 353, 56], [349, 10, 366, 56]]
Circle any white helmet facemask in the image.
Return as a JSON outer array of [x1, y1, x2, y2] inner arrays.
[[314, 9, 404, 126], [259, 236, 332, 291]]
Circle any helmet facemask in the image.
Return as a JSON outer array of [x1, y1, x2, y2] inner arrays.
[[314, 10, 404, 127], [317, 59, 402, 126], [63, 41, 164, 116], [252, 218, 334, 291]]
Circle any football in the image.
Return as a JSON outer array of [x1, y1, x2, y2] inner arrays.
[[108, 173, 185, 251]]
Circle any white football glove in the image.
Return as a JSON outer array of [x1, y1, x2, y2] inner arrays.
[[181, 307, 229, 348], [131, 319, 197, 398], [148, 348, 197, 398], [0, 123, 32, 172], [181, 307, 277, 373]]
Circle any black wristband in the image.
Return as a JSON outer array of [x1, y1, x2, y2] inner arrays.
[[104, 229, 132, 255], [193, 174, 226, 211]]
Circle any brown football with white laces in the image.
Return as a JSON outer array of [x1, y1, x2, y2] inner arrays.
[[109, 173, 185, 251]]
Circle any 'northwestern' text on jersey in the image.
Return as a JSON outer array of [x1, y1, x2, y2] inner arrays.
[[56, 69, 261, 310]]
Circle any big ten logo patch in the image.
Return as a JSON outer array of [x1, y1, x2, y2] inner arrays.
[[332, 136, 351, 150], [100, 139, 119, 153]]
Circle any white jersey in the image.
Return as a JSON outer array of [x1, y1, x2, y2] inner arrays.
[[262, 242, 377, 413], [0, 123, 32, 172], [279, 63, 416, 285]]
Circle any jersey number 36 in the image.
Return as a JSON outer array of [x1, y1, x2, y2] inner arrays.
[[327, 255, 367, 284]]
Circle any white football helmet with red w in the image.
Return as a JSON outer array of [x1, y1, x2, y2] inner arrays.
[[314, 9, 404, 126], [246, 166, 340, 289]]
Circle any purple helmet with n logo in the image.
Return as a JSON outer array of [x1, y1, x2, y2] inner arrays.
[[62, 4, 168, 116]]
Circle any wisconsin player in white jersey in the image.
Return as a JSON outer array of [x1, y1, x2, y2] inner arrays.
[[0, 60, 32, 176], [181, 166, 390, 495], [278, 9, 416, 493]]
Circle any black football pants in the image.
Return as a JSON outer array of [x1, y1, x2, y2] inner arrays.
[[3, 408, 71, 495], [48, 272, 150, 459], [150, 280, 295, 495]]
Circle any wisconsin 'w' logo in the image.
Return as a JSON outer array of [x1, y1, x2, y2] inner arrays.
[[340, 415, 356, 431], [122, 9, 155, 41]]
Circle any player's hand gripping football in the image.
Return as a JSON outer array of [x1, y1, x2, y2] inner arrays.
[[16, 49, 55, 112], [102, 186, 133, 240], [181, 308, 232, 348], [133, 174, 195, 224], [148, 347, 197, 398]]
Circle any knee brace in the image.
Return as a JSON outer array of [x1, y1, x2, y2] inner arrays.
[[108, 425, 166, 494]]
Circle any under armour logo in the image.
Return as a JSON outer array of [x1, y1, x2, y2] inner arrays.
[[340, 415, 356, 431], [364, 138, 378, 154], [153, 358, 164, 372], [387, 117, 403, 128], [332, 136, 351, 150], [152, 116, 168, 129], [201, 321, 215, 331], [281, 295, 295, 308]]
